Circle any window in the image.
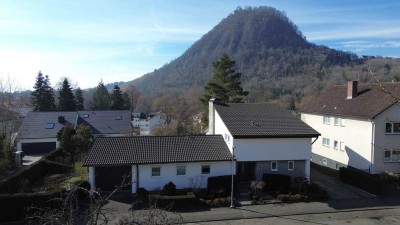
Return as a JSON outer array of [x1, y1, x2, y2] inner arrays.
[[384, 151, 400, 162], [151, 167, 160, 176], [322, 138, 330, 147], [83, 114, 89, 118], [227, 135, 230, 142], [271, 161, 278, 171], [334, 140, 339, 150], [46, 123, 55, 129], [340, 142, 345, 151], [288, 161, 294, 171], [386, 122, 400, 134], [115, 115, 122, 120], [322, 159, 328, 165], [176, 165, 186, 176], [340, 118, 346, 127], [334, 117, 340, 126], [323, 116, 331, 124], [201, 165, 210, 174]]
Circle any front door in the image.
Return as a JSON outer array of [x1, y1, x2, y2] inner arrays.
[[237, 162, 256, 182]]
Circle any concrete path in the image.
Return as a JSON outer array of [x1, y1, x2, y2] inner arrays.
[[22, 154, 44, 166]]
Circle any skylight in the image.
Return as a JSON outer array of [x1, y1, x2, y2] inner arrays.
[[115, 115, 122, 120], [83, 114, 89, 118], [46, 123, 55, 129]]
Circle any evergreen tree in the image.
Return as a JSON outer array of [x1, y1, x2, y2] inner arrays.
[[75, 87, 85, 110], [123, 92, 132, 110], [110, 85, 125, 110], [201, 53, 248, 104], [90, 80, 111, 110], [31, 71, 56, 111], [58, 78, 76, 111]]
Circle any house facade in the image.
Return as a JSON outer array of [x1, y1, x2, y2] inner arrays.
[[84, 135, 233, 193], [300, 81, 400, 174], [131, 112, 166, 135], [207, 99, 320, 181]]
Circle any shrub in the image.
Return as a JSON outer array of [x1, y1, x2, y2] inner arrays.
[[162, 181, 176, 195], [339, 166, 382, 195], [136, 187, 149, 201], [262, 174, 291, 193], [149, 192, 197, 209], [207, 175, 237, 196]]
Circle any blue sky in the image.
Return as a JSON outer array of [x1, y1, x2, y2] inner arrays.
[[0, 0, 399, 90]]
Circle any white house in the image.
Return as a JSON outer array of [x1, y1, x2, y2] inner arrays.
[[84, 135, 233, 193], [207, 99, 320, 181], [131, 112, 166, 135], [300, 81, 400, 174]]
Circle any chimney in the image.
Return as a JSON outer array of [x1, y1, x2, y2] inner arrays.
[[347, 81, 358, 99], [58, 115, 65, 123], [208, 98, 216, 135]]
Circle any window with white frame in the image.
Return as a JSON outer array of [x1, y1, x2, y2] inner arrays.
[[340, 118, 346, 127], [288, 161, 294, 171], [340, 142, 345, 151], [176, 165, 186, 176], [334, 117, 340, 126], [151, 167, 161, 176], [384, 150, 400, 162], [323, 116, 331, 124], [271, 161, 278, 171], [334, 140, 339, 150], [386, 122, 400, 134], [201, 165, 210, 174], [322, 138, 330, 147]]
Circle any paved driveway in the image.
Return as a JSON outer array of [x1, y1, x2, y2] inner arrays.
[[22, 154, 44, 166], [311, 167, 375, 200]]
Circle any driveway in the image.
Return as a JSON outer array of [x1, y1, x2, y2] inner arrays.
[[311, 167, 375, 200], [22, 154, 44, 166]]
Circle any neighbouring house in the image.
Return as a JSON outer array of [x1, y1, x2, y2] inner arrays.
[[131, 112, 166, 135], [207, 99, 320, 182], [84, 135, 233, 193], [300, 81, 400, 174], [17, 110, 132, 154]]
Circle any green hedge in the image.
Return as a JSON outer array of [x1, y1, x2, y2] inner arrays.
[[339, 166, 382, 195], [149, 193, 198, 209], [0, 159, 72, 193], [207, 175, 237, 196], [262, 173, 291, 193]]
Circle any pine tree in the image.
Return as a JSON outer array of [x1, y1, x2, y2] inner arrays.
[[58, 78, 76, 111], [90, 80, 111, 110], [31, 71, 56, 111], [110, 85, 125, 110], [75, 88, 85, 110]]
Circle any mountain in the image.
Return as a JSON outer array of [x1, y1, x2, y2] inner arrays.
[[127, 6, 400, 107]]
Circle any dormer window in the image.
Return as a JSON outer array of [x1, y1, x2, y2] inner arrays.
[[83, 114, 89, 118], [115, 115, 122, 120], [46, 123, 55, 129]]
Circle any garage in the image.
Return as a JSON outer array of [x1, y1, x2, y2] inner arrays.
[[21, 142, 57, 154], [95, 166, 132, 191]]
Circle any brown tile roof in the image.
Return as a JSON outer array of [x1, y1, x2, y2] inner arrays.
[[84, 135, 232, 166], [214, 102, 320, 138], [300, 82, 400, 118]]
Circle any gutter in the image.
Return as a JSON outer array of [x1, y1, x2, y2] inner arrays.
[[311, 136, 319, 145]]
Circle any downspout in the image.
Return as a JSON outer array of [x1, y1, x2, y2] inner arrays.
[[136, 164, 139, 193], [369, 119, 375, 174]]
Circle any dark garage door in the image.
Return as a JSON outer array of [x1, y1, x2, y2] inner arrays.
[[21, 142, 57, 154], [96, 166, 131, 191]]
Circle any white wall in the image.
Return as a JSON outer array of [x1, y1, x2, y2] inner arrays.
[[214, 110, 234, 152], [373, 103, 400, 173], [233, 138, 312, 161], [137, 161, 232, 192], [301, 113, 373, 171], [17, 138, 59, 152]]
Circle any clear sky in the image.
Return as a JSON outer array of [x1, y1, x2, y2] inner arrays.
[[1, 0, 399, 90]]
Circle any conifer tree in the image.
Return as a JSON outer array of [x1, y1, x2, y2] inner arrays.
[[123, 92, 132, 110], [75, 88, 85, 110], [110, 85, 125, 110], [31, 71, 56, 111], [58, 78, 76, 111], [90, 80, 111, 110]]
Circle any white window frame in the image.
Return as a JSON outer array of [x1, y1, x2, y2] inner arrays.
[[334, 117, 340, 126], [384, 150, 400, 162], [271, 161, 278, 171], [151, 166, 161, 177], [334, 140, 339, 150], [176, 165, 186, 176], [322, 138, 330, 147], [340, 142, 345, 151], [386, 122, 400, 134], [323, 116, 331, 125], [288, 161, 294, 171], [340, 118, 346, 127], [201, 165, 211, 175]]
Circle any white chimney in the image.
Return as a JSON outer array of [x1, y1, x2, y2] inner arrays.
[[347, 81, 358, 99], [208, 98, 216, 135]]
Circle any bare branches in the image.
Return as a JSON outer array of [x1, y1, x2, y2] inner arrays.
[[367, 63, 400, 102]]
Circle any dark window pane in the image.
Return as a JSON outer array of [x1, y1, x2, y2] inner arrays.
[[386, 123, 392, 133]]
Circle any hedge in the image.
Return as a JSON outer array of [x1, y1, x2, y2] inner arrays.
[[0, 159, 72, 193], [262, 173, 291, 193], [149, 192, 198, 209], [207, 175, 237, 196], [339, 166, 382, 195]]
